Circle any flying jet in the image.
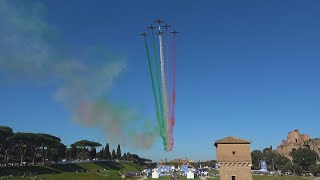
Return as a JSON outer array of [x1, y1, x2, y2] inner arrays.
[[147, 24, 156, 30], [170, 30, 179, 35], [155, 18, 164, 24], [140, 32, 148, 37], [155, 30, 164, 35], [162, 24, 171, 29]]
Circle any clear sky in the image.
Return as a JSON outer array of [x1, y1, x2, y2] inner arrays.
[[1, 0, 320, 162]]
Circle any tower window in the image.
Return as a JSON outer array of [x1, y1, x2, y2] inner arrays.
[[232, 151, 236, 155]]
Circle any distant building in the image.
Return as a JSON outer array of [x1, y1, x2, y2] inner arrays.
[[215, 136, 252, 180], [172, 158, 193, 164], [276, 129, 320, 160]]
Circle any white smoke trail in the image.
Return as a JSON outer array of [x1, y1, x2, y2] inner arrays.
[[158, 27, 170, 150]]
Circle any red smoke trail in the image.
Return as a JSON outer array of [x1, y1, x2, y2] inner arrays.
[[168, 35, 177, 151]]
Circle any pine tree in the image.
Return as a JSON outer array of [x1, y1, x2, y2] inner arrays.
[[97, 149, 102, 159], [116, 144, 121, 159], [123, 153, 127, 161], [108, 151, 112, 160], [112, 149, 116, 160], [101, 147, 105, 159], [104, 143, 110, 160]]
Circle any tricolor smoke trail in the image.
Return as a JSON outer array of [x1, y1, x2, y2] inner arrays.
[[141, 19, 178, 151], [143, 36, 166, 148], [158, 27, 169, 150], [151, 30, 167, 149]]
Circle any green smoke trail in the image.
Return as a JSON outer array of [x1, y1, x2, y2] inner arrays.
[[151, 31, 167, 149], [143, 37, 166, 147]]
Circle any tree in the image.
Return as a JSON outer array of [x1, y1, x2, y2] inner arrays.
[[251, 150, 263, 170], [273, 154, 290, 171], [127, 152, 131, 161], [282, 161, 293, 172], [292, 148, 318, 171], [100, 147, 105, 159], [10, 133, 35, 165], [0, 126, 14, 164], [310, 164, 320, 176], [206, 160, 217, 168], [123, 153, 127, 161], [89, 148, 96, 159], [104, 143, 110, 160], [263, 149, 279, 171], [116, 144, 121, 159], [263, 147, 272, 155], [112, 149, 116, 160], [70, 144, 78, 160], [292, 163, 303, 175], [71, 140, 102, 160], [108, 151, 112, 160], [36, 133, 61, 163]]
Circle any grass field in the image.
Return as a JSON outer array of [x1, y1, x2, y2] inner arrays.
[[0, 162, 312, 180], [0, 161, 142, 180], [2, 173, 312, 180]]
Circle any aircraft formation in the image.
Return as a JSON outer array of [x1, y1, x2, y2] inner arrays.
[[141, 18, 179, 38], [140, 19, 178, 152]]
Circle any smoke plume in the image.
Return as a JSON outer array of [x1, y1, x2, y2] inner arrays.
[[0, 0, 158, 149]]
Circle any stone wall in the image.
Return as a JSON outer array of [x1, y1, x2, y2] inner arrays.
[[219, 162, 252, 180], [216, 144, 252, 162]]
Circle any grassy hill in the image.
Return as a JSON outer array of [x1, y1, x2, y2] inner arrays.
[[0, 163, 311, 180], [0, 161, 142, 180]]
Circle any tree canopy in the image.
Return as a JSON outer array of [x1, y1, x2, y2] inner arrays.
[[292, 148, 318, 171], [71, 140, 102, 149], [0, 126, 148, 165]]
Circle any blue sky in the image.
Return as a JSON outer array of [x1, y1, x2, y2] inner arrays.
[[1, 0, 320, 162]]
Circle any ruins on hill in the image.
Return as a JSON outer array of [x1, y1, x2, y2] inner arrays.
[[276, 129, 320, 160]]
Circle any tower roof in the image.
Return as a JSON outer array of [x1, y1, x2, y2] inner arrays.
[[214, 136, 251, 147]]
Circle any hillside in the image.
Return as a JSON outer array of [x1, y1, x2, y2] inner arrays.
[[0, 161, 142, 180]]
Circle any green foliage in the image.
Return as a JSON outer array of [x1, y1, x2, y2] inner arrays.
[[108, 151, 112, 160], [123, 153, 127, 161], [116, 144, 121, 159], [251, 150, 263, 170], [251, 147, 290, 172], [309, 164, 320, 175], [112, 149, 116, 160], [281, 161, 293, 172], [291, 148, 318, 170], [0, 126, 145, 167], [99, 147, 104, 159], [292, 163, 303, 174], [198, 160, 217, 168], [71, 140, 102, 149], [0, 126, 14, 139], [273, 154, 290, 170], [37, 133, 61, 142], [104, 143, 110, 160]]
